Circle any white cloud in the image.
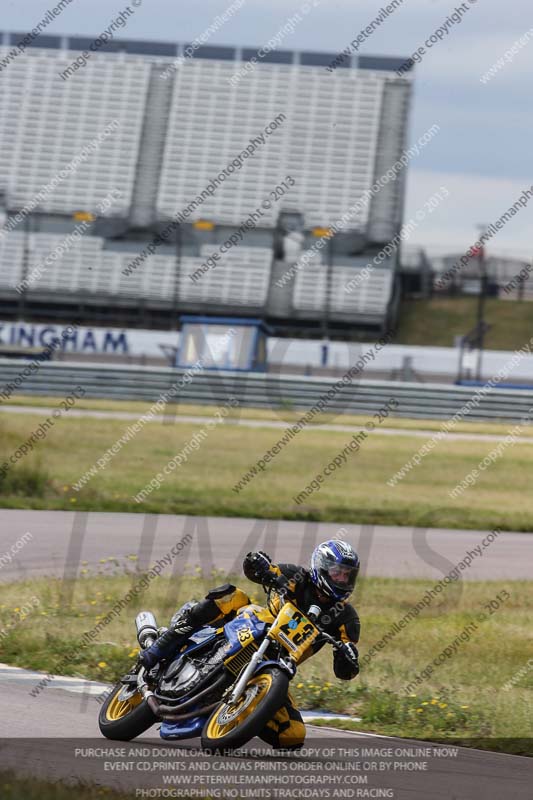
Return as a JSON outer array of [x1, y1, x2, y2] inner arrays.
[[405, 170, 533, 258]]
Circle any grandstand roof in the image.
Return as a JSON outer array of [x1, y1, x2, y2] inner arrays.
[[0, 31, 412, 73]]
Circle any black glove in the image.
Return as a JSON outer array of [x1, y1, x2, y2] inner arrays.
[[273, 573, 290, 594], [243, 551, 272, 582], [339, 642, 359, 670]]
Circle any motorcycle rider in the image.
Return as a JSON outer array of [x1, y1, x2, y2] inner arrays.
[[139, 540, 361, 748]]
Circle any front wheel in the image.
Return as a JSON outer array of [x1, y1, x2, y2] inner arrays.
[[99, 682, 157, 741], [201, 666, 289, 752]]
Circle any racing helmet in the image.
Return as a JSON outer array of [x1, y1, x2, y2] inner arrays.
[[310, 540, 360, 602]]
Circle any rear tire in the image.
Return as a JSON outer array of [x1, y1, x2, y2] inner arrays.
[[99, 682, 157, 741], [201, 667, 289, 753]]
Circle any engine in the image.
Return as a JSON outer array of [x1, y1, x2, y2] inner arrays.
[[158, 641, 227, 700]]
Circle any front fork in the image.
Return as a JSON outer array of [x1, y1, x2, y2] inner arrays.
[[227, 637, 272, 705], [137, 666, 155, 702]]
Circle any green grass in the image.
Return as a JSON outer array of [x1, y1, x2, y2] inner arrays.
[[8, 393, 533, 437], [1, 573, 531, 754], [396, 297, 533, 350], [0, 773, 143, 800], [0, 772, 197, 800], [1, 409, 533, 531]]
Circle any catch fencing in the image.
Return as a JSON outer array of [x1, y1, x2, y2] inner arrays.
[[1, 360, 533, 423]]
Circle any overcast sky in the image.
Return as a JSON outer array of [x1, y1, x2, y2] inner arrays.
[[3, 0, 532, 258]]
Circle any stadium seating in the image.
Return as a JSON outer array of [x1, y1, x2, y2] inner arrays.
[[293, 263, 394, 321], [181, 246, 272, 305], [0, 37, 410, 330], [0, 231, 273, 308], [0, 50, 150, 216], [0, 229, 24, 288], [157, 58, 387, 232], [0, 227, 394, 322]]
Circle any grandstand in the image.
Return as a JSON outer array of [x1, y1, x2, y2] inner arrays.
[[0, 33, 414, 338]]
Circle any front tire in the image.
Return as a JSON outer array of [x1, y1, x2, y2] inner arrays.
[[201, 667, 289, 752], [99, 682, 157, 741]]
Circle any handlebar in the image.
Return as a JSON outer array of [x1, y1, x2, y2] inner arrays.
[[270, 584, 344, 651], [307, 603, 343, 650], [316, 628, 343, 651]]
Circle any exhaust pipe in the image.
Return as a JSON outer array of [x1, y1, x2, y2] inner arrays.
[[143, 672, 228, 722], [152, 698, 220, 722], [136, 611, 158, 649]]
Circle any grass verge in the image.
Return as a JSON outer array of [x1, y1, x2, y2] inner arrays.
[[396, 296, 533, 351], [1, 409, 533, 531], [2, 572, 531, 754], [7, 394, 533, 438], [0, 773, 143, 800]]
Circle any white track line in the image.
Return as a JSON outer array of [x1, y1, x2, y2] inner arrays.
[[3, 663, 527, 756], [1, 663, 361, 721], [1, 404, 532, 443]]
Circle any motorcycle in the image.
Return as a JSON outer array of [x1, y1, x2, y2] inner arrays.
[[98, 594, 344, 751]]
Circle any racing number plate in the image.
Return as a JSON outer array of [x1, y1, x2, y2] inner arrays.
[[237, 626, 254, 645], [269, 602, 320, 661]]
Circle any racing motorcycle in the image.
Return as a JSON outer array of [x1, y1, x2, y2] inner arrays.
[[98, 594, 344, 751]]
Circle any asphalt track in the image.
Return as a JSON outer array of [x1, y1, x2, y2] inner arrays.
[[0, 509, 531, 584], [0, 665, 531, 799], [0, 511, 532, 797]]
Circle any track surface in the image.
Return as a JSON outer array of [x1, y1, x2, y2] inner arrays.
[[0, 667, 531, 798], [0, 509, 531, 584], [0, 511, 532, 797]]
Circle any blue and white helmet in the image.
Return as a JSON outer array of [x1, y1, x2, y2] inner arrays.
[[310, 540, 360, 601]]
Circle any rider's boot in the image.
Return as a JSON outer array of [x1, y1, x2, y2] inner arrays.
[[139, 597, 220, 669], [139, 606, 196, 669], [139, 584, 251, 670]]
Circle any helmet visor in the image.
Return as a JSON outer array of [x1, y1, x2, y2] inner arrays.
[[327, 563, 358, 592], [316, 550, 359, 594]]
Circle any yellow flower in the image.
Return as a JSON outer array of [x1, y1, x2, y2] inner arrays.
[[447, 713, 454, 718], [97, 661, 108, 669], [297, 683, 304, 689], [70, 498, 77, 503], [421, 701, 428, 706], [416, 708, 424, 713], [439, 703, 447, 709], [409, 694, 417, 698], [431, 699, 438, 705], [461, 705, 469, 709]]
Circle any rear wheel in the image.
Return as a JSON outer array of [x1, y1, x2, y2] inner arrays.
[[99, 682, 157, 741], [201, 667, 289, 752]]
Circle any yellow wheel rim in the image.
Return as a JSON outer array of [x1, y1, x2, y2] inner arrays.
[[206, 673, 273, 740], [105, 686, 142, 721]]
